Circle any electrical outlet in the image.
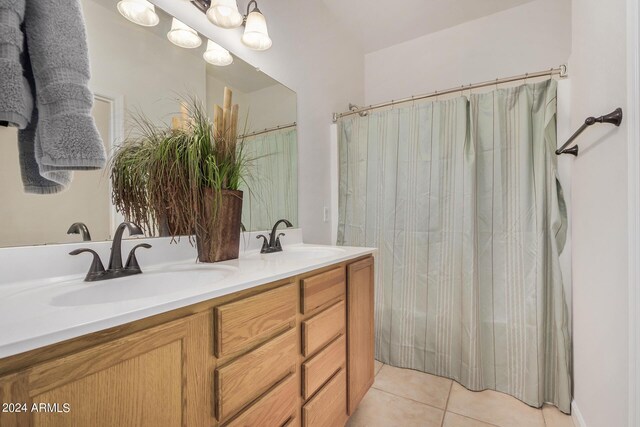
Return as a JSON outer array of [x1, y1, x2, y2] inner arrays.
[[323, 206, 330, 222]]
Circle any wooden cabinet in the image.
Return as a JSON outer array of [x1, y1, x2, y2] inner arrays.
[[225, 374, 298, 427], [302, 301, 345, 357], [302, 335, 346, 400], [300, 267, 345, 314], [0, 313, 212, 427], [302, 369, 348, 427], [214, 283, 297, 357], [215, 328, 297, 422], [346, 256, 375, 415], [0, 255, 375, 427]]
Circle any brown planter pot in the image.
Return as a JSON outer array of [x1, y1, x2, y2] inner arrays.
[[196, 189, 243, 263]]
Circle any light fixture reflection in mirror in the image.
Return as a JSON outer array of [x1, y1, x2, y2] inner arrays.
[[117, 0, 159, 27], [241, 1, 272, 51], [203, 40, 233, 66], [207, 0, 243, 29], [167, 18, 202, 48]]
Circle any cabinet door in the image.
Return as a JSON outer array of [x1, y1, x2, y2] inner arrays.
[[346, 256, 375, 415], [0, 313, 211, 427]]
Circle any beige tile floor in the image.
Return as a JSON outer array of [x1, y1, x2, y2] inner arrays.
[[347, 361, 575, 427]]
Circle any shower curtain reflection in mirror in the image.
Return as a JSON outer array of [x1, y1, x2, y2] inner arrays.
[[241, 127, 298, 231]]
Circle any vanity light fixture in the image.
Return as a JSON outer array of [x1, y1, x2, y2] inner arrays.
[[196, 0, 272, 51], [167, 18, 202, 48], [117, 0, 159, 27], [241, 0, 272, 51], [206, 0, 243, 29], [203, 40, 234, 66]]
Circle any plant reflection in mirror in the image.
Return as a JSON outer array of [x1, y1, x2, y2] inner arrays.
[[110, 96, 251, 245]]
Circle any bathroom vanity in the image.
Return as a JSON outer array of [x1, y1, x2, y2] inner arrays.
[[0, 245, 375, 427]]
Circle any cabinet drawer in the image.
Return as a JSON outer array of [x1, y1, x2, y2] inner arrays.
[[215, 283, 296, 357], [215, 328, 297, 421], [300, 267, 345, 314], [226, 374, 298, 427], [302, 334, 346, 400], [302, 369, 348, 427], [302, 301, 345, 357]]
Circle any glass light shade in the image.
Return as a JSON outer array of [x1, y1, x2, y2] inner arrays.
[[203, 40, 233, 66], [207, 0, 243, 29], [167, 18, 202, 49], [117, 0, 159, 27], [242, 11, 272, 51]]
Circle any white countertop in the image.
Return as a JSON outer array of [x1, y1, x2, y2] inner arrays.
[[0, 243, 375, 359]]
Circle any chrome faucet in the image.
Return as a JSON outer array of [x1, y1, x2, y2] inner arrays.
[[257, 219, 293, 254], [67, 222, 92, 241], [69, 222, 151, 282]]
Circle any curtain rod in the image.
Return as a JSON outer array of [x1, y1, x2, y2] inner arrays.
[[240, 122, 297, 139], [332, 64, 568, 123]]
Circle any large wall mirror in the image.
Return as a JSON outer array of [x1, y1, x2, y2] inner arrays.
[[0, 0, 297, 248]]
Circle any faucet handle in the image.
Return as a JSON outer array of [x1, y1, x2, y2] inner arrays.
[[275, 233, 286, 250], [125, 243, 152, 271], [69, 248, 105, 282], [256, 234, 269, 253]]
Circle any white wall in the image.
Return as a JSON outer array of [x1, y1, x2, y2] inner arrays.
[[206, 76, 296, 133], [364, 0, 571, 105], [243, 84, 297, 132], [569, 0, 630, 426], [151, 0, 365, 244], [0, 100, 112, 247], [206, 72, 250, 126], [84, 0, 207, 133]]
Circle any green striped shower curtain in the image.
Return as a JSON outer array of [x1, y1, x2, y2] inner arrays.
[[337, 80, 571, 412], [240, 127, 298, 231]]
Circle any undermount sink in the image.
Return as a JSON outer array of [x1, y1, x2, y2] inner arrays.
[[50, 264, 236, 307]]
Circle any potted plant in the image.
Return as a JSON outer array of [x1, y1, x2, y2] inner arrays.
[[111, 91, 248, 262]]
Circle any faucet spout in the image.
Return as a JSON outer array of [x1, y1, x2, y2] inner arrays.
[[108, 222, 144, 271], [269, 219, 293, 247], [67, 222, 92, 241]]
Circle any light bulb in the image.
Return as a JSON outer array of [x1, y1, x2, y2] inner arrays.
[[242, 10, 272, 51], [117, 0, 159, 27], [207, 0, 243, 29], [203, 40, 233, 66], [167, 18, 202, 49]]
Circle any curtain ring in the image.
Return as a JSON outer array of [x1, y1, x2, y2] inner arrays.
[[525, 73, 529, 84], [495, 78, 499, 91], [434, 90, 438, 102]]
